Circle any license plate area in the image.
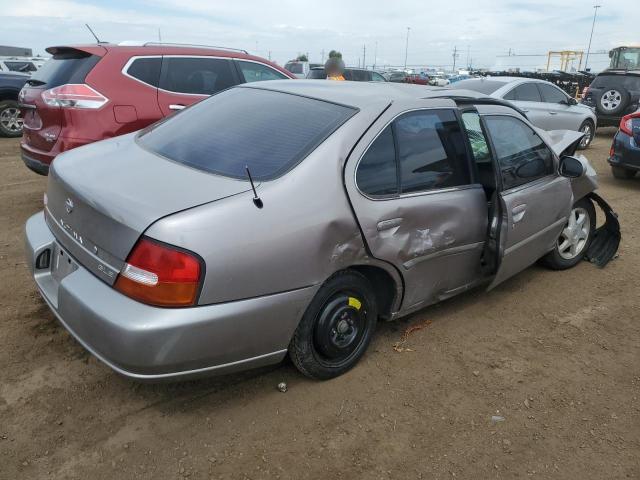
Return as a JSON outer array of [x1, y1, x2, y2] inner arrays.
[[51, 243, 78, 283]]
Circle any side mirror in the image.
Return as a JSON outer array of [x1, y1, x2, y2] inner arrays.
[[559, 156, 585, 178], [567, 97, 578, 106]]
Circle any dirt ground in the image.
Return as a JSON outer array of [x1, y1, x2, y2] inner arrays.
[[0, 130, 638, 480]]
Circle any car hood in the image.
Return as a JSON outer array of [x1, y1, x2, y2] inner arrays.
[[46, 133, 251, 284]]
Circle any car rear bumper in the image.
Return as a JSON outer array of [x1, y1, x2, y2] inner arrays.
[[25, 212, 316, 382], [608, 131, 640, 170], [20, 137, 92, 175]]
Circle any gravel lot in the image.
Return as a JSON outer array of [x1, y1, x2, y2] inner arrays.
[[0, 130, 638, 480]]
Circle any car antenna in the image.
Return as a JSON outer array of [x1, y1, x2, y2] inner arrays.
[[85, 24, 105, 44], [245, 166, 263, 209]]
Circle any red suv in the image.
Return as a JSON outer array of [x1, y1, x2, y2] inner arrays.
[[19, 42, 294, 174]]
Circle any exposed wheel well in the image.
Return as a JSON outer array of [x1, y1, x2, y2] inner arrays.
[[0, 90, 20, 102], [348, 265, 398, 320]]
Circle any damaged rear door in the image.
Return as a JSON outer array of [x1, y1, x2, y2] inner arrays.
[[345, 102, 488, 310], [481, 111, 573, 288]]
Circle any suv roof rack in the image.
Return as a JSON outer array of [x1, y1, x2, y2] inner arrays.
[[118, 41, 248, 54]]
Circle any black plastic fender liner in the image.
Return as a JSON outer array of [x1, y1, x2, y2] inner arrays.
[[585, 192, 621, 267]]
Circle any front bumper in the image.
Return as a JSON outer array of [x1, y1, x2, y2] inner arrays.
[[25, 212, 316, 381]]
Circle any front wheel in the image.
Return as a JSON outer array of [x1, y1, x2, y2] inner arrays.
[[541, 198, 595, 270], [289, 271, 378, 380], [577, 120, 595, 150]]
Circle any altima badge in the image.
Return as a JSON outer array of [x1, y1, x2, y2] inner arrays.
[[65, 198, 74, 214]]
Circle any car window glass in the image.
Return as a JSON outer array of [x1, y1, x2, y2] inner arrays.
[[160, 57, 237, 95], [127, 57, 161, 86], [461, 112, 491, 164], [484, 115, 555, 190], [139, 87, 356, 180], [356, 125, 398, 197], [538, 84, 567, 104], [371, 72, 386, 82], [237, 61, 287, 83], [5, 61, 36, 72], [395, 110, 471, 193], [508, 83, 542, 102]]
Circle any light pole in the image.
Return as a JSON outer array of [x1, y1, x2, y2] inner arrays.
[[404, 27, 410, 71], [584, 5, 601, 71]]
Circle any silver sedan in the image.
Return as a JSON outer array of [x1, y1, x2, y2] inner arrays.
[[449, 77, 598, 149]]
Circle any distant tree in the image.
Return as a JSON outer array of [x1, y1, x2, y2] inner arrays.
[[328, 50, 342, 59], [296, 54, 308, 62]]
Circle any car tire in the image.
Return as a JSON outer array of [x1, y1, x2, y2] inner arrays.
[[540, 198, 596, 270], [611, 165, 636, 179], [0, 100, 23, 138], [596, 88, 630, 116], [577, 120, 595, 150], [289, 270, 378, 380]]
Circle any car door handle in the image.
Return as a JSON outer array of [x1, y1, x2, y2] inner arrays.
[[377, 218, 403, 231], [512, 204, 527, 224], [549, 111, 558, 115], [169, 104, 186, 111]]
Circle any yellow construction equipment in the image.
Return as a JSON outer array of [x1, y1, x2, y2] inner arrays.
[[546, 50, 584, 72]]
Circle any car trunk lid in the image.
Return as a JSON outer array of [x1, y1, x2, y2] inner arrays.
[[45, 133, 252, 285]]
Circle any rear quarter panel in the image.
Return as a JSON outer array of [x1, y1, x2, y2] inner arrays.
[[145, 102, 391, 305]]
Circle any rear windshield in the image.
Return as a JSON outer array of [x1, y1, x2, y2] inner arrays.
[[591, 73, 640, 89], [449, 79, 505, 94], [307, 68, 326, 79], [285, 63, 304, 74], [139, 87, 357, 180], [29, 50, 100, 87]]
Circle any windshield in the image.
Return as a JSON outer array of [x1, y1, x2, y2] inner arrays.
[[610, 48, 640, 70], [139, 87, 357, 180], [307, 68, 326, 79]]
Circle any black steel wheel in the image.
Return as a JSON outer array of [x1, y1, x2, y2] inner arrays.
[[289, 270, 377, 380]]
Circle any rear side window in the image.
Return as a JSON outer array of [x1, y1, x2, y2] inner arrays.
[[484, 115, 554, 190], [126, 57, 161, 86], [139, 87, 357, 180], [29, 50, 100, 87], [371, 72, 386, 82], [538, 84, 567, 104], [356, 126, 398, 196], [504, 83, 542, 102], [591, 74, 640, 90], [160, 57, 237, 95], [346, 70, 371, 82], [236, 61, 287, 83], [395, 110, 471, 193]]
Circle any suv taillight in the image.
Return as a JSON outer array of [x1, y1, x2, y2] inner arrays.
[[114, 238, 202, 307], [41, 84, 108, 109], [619, 112, 640, 136]]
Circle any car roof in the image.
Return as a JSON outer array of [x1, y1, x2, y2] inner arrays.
[[238, 79, 489, 109]]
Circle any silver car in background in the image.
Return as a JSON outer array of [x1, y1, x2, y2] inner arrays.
[[25, 81, 618, 382], [449, 77, 598, 149]]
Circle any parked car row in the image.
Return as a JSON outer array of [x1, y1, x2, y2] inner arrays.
[[24, 80, 620, 381]]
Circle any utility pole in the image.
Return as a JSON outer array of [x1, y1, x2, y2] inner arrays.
[[268, 50, 271, 61], [466, 45, 470, 69], [373, 41, 378, 70], [363, 44, 366, 69], [584, 5, 601, 71], [321, 49, 325, 63], [158, 28, 162, 42], [452, 45, 459, 72], [403, 27, 410, 71]]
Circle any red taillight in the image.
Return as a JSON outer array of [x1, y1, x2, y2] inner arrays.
[[114, 238, 202, 307], [41, 83, 108, 109], [619, 112, 640, 136]]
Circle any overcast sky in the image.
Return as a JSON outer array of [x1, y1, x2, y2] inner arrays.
[[3, 0, 636, 71]]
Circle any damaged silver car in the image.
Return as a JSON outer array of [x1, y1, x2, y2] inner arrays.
[[25, 81, 620, 381]]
